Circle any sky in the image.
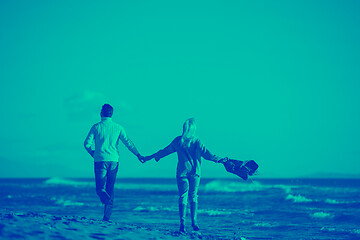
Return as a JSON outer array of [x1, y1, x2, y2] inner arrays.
[[0, 0, 359, 178]]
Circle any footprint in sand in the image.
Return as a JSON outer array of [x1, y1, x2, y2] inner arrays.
[[8, 232, 26, 238], [29, 230, 45, 235], [68, 218, 79, 222], [117, 227, 132, 231], [50, 234, 68, 240], [170, 230, 203, 239], [189, 232, 203, 239], [65, 227, 78, 231], [50, 232, 69, 240], [52, 216, 63, 221], [4, 214, 19, 221], [89, 232, 106, 240], [0, 223, 5, 233]]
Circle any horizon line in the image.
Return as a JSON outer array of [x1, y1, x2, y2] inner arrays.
[[1, 177, 360, 180]]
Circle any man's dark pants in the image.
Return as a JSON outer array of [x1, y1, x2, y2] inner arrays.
[[94, 161, 119, 221]]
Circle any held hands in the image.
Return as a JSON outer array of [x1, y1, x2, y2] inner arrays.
[[141, 154, 161, 163], [218, 157, 228, 163], [137, 154, 145, 163], [142, 155, 154, 163], [137, 154, 159, 163], [136, 154, 153, 163]]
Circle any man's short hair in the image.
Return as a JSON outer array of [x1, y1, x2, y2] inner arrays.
[[101, 104, 113, 117]]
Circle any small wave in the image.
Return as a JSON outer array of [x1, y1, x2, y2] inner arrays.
[[203, 180, 268, 193], [310, 212, 333, 219], [286, 194, 312, 203], [272, 184, 294, 194], [321, 227, 336, 232], [45, 178, 177, 192], [133, 206, 173, 212], [325, 198, 359, 205], [203, 180, 298, 194], [115, 183, 176, 192], [133, 206, 232, 215], [44, 177, 92, 187], [198, 209, 232, 216], [309, 186, 360, 194], [51, 197, 84, 207], [325, 198, 340, 204], [253, 222, 273, 228], [321, 227, 360, 236]]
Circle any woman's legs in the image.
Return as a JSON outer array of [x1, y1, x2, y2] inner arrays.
[[177, 175, 201, 232], [188, 175, 200, 230], [177, 177, 189, 232]]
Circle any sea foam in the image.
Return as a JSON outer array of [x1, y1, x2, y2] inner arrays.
[[310, 212, 333, 219], [51, 197, 85, 207], [203, 180, 267, 193], [320, 227, 360, 236], [44, 178, 177, 192], [44, 177, 92, 187], [324, 198, 359, 205], [133, 206, 173, 212], [325, 198, 340, 204], [198, 209, 232, 216], [203, 180, 297, 194], [253, 222, 273, 228], [286, 194, 312, 203], [115, 183, 176, 192]]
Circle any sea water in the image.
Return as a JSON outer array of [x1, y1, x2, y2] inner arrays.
[[1, 178, 359, 240]]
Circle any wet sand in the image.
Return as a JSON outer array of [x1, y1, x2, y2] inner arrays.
[[0, 210, 246, 240]]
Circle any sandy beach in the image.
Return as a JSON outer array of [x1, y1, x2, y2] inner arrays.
[[0, 209, 246, 240], [1, 178, 360, 240]]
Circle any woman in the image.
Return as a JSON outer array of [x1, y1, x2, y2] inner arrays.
[[143, 118, 227, 233]]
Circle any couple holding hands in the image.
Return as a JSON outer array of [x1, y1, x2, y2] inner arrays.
[[84, 104, 228, 233]]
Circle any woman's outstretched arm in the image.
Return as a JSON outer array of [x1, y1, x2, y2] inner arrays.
[[198, 140, 227, 163]]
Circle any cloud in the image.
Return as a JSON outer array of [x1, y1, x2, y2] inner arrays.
[[64, 90, 107, 120], [64, 90, 133, 120], [66, 90, 106, 106]]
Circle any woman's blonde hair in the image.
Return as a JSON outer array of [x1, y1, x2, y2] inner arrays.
[[181, 118, 196, 148]]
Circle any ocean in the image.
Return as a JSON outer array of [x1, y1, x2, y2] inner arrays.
[[1, 178, 360, 240]]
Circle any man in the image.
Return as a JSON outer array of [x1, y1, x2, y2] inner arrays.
[[84, 104, 144, 221]]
